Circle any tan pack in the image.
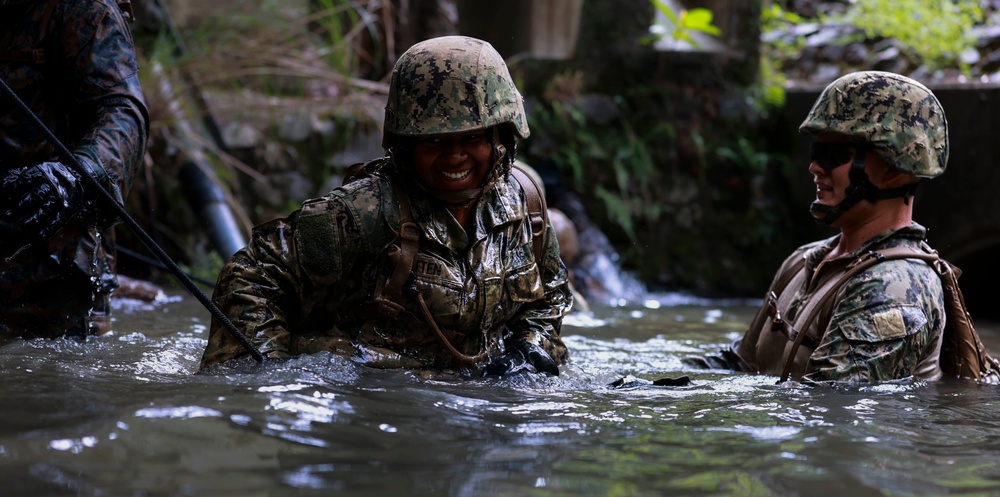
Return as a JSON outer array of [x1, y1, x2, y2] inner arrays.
[[778, 243, 1000, 383]]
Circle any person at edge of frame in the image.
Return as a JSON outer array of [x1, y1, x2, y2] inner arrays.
[[0, 0, 150, 338], [689, 70, 995, 385]]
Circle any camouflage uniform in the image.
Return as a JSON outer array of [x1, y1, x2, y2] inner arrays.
[[200, 36, 571, 372], [199, 162, 572, 371], [0, 0, 149, 338], [692, 72, 953, 384], [728, 224, 945, 383]]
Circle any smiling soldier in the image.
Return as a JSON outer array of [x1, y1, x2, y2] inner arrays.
[[694, 71, 997, 384], [200, 36, 571, 377]]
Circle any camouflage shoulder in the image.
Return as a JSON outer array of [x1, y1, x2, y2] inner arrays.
[[838, 257, 942, 314], [301, 174, 392, 224]]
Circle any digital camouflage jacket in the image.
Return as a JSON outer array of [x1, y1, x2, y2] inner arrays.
[[729, 223, 945, 384], [200, 165, 572, 372], [0, 0, 149, 337]]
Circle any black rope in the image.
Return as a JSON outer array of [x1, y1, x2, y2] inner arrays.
[[0, 77, 264, 363]]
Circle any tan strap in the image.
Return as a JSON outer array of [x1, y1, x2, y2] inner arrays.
[[116, 0, 135, 23], [777, 248, 932, 381], [778, 255, 879, 381], [0, 48, 46, 64], [415, 292, 488, 365], [765, 292, 819, 350], [777, 243, 998, 382], [376, 171, 489, 365], [372, 173, 419, 318], [510, 165, 549, 264]]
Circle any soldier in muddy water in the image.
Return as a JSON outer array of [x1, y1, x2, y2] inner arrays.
[[200, 36, 572, 378]]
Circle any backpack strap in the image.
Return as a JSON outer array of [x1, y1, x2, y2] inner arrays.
[[509, 165, 549, 264], [779, 243, 999, 382], [368, 169, 489, 366], [116, 0, 135, 23], [371, 172, 420, 319], [778, 249, 896, 381]]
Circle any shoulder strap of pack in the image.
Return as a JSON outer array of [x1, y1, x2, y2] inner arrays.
[[509, 165, 549, 264], [116, 0, 135, 23], [372, 171, 419, 319], [778, 249, 904, 380], [780, 243, 999, 382], [371, 169, 489, 366]]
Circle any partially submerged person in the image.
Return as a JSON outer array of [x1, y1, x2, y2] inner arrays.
[[0, 0, 149, 338], [200, 36, 572, 376], [695, 71, 997, 384]]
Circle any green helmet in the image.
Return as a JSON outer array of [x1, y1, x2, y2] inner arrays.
[[382, 36, 530, 148], [799, 71, 949, 178]]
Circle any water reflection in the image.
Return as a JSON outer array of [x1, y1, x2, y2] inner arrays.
[[1, 293, 999, 496]]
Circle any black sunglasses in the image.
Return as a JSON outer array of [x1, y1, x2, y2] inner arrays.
[[810, 142, 858, 171]]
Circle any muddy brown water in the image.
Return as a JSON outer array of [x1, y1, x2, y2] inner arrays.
[[1, 291, 999, 496]]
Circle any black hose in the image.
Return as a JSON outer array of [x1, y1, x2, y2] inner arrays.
[[0, 77, 264, 363]]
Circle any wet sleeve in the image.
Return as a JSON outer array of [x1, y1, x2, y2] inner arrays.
[[199, 218, 305, 369], [507, 221, 573, 365], [60, 0, 149, 222], [802, 261, 945, 384], [199, 196, 364, 369]]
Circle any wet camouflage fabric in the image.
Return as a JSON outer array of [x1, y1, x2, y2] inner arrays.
[[0, 0, 149, 338], [200, 163, 572, 372], [382, 35, 530, 147], [720, 224, 946, 384], [799, 71, 948, 178]]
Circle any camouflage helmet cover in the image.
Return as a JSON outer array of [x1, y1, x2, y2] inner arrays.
[[383, 35, 530, 148], [799, 71, 949, 178]]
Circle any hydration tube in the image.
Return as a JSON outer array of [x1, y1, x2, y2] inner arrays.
[[0, 77, 264, 363]]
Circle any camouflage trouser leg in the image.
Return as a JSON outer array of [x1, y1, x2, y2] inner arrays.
[[0, 277, 111, 339]]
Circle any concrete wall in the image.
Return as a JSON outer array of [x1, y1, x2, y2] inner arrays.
[[783, 85, 1000, 318]]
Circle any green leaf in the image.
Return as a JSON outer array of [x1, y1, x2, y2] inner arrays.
[[681, 8, 722, 36]]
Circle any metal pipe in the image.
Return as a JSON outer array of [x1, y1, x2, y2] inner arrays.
[[180, 160, 246, 259]]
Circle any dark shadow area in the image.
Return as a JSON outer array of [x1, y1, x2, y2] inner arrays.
[[953, 247, 999, 322]]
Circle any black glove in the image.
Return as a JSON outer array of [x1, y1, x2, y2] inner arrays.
[[1, 162, 82, 242], [483, 340, 560, 378]]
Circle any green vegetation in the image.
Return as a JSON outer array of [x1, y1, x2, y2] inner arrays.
[[527, 77, 669, 244], [128, 1, 390, 277], [647, 1, 722, 44], [835, 0, 983, 73]]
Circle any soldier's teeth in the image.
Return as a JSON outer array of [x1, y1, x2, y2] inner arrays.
[[442, 170, 471, 180]]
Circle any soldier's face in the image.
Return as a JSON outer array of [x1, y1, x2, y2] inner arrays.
[[808, 133, 892, 226], [809, 134, 856, 216], [411, 130, 493, 191]]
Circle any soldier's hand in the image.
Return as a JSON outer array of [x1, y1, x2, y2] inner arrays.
[[482, 340, 559, 378], [1, 162, 82, 242]]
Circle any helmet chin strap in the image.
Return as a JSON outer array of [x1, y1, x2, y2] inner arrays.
[[810, 146, 921, 225]]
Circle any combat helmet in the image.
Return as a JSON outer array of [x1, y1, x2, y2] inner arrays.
[[799, 71, 949, 178], [798, 71, 948, 224], [382, 35, 529, 148]]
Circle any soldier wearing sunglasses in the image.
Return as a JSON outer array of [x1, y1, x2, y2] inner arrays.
[[695, 71, 953, 384]]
